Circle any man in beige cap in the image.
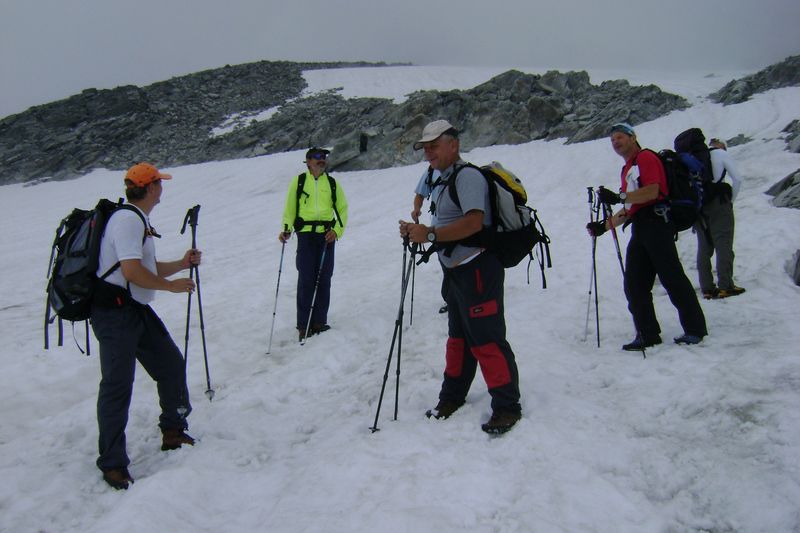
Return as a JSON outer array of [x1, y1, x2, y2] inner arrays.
[[399, 120, 522, 435], [91, 162, 201, 490]]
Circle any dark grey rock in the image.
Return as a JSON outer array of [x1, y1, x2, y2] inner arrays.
[[709, 55, 800, 105], [726, 134, 752, 148], [791, 250, 800, 287], [0, 62, 689, 184], [782, 120, 800, 153], [766, 168, 800, 208]]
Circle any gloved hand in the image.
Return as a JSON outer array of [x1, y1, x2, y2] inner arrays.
[[278, 231, 291, 243], [597, 187, 622, 205], [586, 221, 607, 237]]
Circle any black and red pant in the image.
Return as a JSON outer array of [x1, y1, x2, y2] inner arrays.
[[439, 252, 521, 414]]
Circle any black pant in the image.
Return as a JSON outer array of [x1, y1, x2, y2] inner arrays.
[[295, 232, 335, 329], [439, 252, 521, 414], [90, 303, 190, 471], [624, 215, 707, 339]]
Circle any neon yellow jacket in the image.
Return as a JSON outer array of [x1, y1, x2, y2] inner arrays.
[[281, 171, 348, 238]]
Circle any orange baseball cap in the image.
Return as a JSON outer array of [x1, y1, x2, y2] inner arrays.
[[125, 162, 172, 187]]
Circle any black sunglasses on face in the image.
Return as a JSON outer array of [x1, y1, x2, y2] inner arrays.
[[309, 152, 327, 161]]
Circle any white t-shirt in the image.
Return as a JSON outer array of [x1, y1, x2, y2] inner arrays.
[[96, 205, 157, 305], [709, 148, 743, 201]]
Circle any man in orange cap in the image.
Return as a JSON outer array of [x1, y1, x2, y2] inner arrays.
[[90, 162, 201, 490]]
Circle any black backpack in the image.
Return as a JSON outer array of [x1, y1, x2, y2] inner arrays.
[[293, 172, 344, 232], [44, 199, 146, 352], [674, 128, 722, 203], [445, 162, 552, 286], [638, 149, 704, 232]]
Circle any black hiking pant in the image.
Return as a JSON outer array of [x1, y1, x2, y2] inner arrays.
[[296, 232, 335, 330], [439, 252, 521, 414], [624, 212, 708, 340], [90, 303, 191, 471]]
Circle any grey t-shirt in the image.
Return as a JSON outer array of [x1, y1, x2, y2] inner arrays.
[[431, 160, 491, 268]]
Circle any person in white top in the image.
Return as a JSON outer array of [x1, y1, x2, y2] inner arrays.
[[91, 162, 201, 490], [697, 138, 745, 299]]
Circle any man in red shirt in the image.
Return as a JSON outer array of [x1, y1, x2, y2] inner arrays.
[[587, 123, 707, 351]]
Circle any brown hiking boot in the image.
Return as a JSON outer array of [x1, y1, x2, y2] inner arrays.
[[425, 399, 465, 420], [717, 286, 745, 299], [161, 428, 195, 451], [310, 324, 331, 335], [481, 410, 521, 435], [702, 288, 719, 300], [102, 467, 134, 490]]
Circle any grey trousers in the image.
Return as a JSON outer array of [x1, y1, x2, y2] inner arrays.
[[695, 196, 736, 291]]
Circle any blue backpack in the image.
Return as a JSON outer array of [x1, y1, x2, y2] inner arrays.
[[637, 149, 705, 232]]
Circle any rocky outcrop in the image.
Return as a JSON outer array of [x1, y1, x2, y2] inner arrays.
[[0, 60, 385, 185], [782, 120, 800, 153], [326, 70, 688, 171], [766, 168, 800, 208], [709, 55, 800, 105], [0, 61, 688, 184]]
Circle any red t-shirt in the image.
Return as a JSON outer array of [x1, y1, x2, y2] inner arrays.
[[620, 149, 667, 217]]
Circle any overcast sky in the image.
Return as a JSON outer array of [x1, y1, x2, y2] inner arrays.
[[2, 0, 799, 118]]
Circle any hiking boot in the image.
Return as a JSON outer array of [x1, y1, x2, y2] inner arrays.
[[481, 410, 521, 435], [717, 286, 745, 299], [310, 324, 331, 335], [161, 428, 195, 451], [425, 399, 465, 420], [622, 334, 662, 351], [438, 304, 448, 314], [674, 334, 703, 345], [102, 467, 134, 490], [702, 288, 719, 300]]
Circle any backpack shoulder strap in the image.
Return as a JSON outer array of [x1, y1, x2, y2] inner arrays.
[[294, 172, 309, 229], [326, 174, 344, 227], [446, 162, 483, 209], [99, 204, 148, 280], [116, 204, 148, 243]]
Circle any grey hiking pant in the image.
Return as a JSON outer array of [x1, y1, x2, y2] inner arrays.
[[90, 303, 191, 471], [695, 195, 736, 291]]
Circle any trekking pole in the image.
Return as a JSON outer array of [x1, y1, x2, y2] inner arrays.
[[601, 197, 646, 359], [180, 205, 215, 400], [300, 229, 330, 346], [370, 239, 416, 433], [266, 234, 287, 355], [394, 237, 412, 420], [409, 256, 416, 327], [584, 187, 601, 347]]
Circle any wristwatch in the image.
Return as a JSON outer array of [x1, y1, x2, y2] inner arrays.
[[619, 191, 628, 202], [426, 228, 437, 243]]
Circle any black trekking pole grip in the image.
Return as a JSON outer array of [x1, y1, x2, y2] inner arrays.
[[587, 186, 594, 205], [181, 205, 201, 246]]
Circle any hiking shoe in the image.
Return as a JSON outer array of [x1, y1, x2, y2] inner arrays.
[[717, 286, 745, 299], [425, 399, 465, 420], [481, 411, 521, 435], [674, 334, 703, 345], [102, 467, 134, 490], [438, 304, 448, 314], [622, 335, 662, 351], [310, 324, 331, 335], [161, 428, 195, 451], [702, 288, 719, 300]]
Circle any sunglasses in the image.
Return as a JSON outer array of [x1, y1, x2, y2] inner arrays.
[[309, 152, 328, 161]]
